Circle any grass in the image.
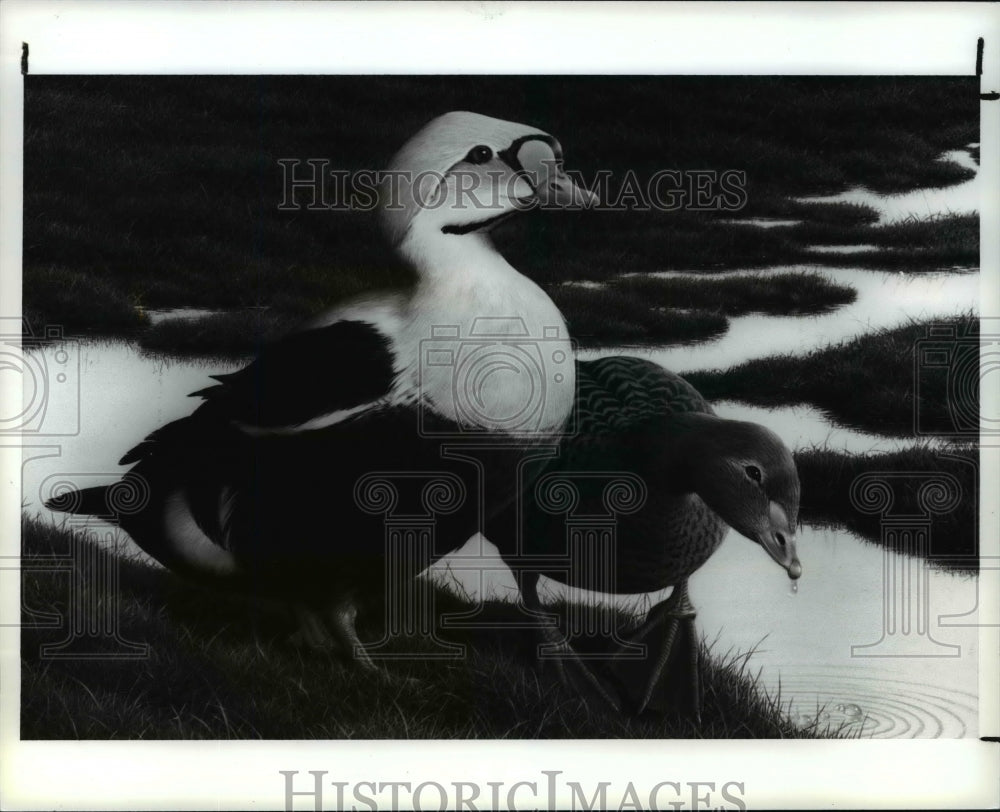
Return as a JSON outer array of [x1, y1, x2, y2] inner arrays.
[[548, 284, 728, 348], [23, 76, 978, 341], [23, 265, 148, 332], [545, 270, 857, 349], [500, 206, 976, 289], [685, 312, 981, 438], [761, 200, 880, 226], [794, 445, 979, 570], [138, 309, 299, 359], [20, 516, 830, 739], [788, 213, 979, 271], [615, 271, 858, 316]]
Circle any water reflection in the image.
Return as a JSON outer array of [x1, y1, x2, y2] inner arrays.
[[142, 307, 224, 325], [20, 341, 240, 539], [806, 244, 882, 254], [690, 524, 979, 738], [781, 666, 977, 738], [727, 218, 802, 229]]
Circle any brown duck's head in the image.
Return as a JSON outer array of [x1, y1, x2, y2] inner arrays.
[[690, 419, 802, 580]]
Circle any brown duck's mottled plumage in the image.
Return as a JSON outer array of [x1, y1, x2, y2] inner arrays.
[[502, 356, 798, 595]]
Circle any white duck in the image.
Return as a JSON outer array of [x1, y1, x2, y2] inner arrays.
[[48, 111, 598, 665]]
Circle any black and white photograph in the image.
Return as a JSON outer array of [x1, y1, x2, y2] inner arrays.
[[1, 2, 998, 810]]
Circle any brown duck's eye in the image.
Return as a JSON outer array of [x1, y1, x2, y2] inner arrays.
[[745, 465, 762, 483], [465, 145, 493, 164]]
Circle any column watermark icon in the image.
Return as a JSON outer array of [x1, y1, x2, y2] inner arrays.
[[849, 471, 963, 658], [354, 471, 468, 660]]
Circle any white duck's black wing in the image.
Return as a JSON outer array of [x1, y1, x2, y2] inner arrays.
[[45, 316, 406, 584], [195, 320, 395, 428], [120, 320, 396, 466]]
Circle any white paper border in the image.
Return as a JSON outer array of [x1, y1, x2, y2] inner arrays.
[[1, 2, 998, 810]]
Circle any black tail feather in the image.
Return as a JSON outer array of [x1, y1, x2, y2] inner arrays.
[[44, 485, 113, 518], [119, 445, 151, 466]]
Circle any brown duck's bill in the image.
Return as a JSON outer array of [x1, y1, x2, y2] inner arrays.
[[757, 529, 802, 580]]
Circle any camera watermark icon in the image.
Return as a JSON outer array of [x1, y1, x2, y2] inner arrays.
[[914, 317, 1000, 438], [0, 317, 80, 437], [418, 318, 575, 439], [849, 471, 963, 658], [938, 555, 1000, 629]]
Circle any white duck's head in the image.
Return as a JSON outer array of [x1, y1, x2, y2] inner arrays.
[[378, 111, 597, 249]]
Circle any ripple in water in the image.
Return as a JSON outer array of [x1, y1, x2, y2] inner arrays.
[[778, 667, 977, 738]]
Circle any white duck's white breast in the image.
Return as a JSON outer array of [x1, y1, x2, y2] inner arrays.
[[390, 235, 575, 435], [294, 257, 575, 437]]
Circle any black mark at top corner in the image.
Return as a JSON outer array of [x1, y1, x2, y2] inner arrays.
[[977, 37, 999, 100], [21, 42, 29, 76]]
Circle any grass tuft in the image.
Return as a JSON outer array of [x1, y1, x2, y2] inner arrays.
[[788, 213, 979, 271], [616, 271, 857, 316], [138, 309, 298, 359], [548, 284, 728, 348], [685, 312, 980, 437], [24, 266, 147, 332], [794, 445, 979, 569]]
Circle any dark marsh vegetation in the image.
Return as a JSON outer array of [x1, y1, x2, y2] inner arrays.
[[794, 445, 979, 570], [684, 313, 981, 438], [24, 76, 979, 345], [20, 517, 832, 739]]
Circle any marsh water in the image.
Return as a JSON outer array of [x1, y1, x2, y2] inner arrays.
[[19, 149, 983, 738]]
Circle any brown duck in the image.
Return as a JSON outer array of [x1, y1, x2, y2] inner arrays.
[[488, 355, 802, 717]]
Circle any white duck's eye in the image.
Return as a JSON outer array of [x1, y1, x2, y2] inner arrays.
[[745, 465, 762, 483], [465, 145, 493, 164]]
